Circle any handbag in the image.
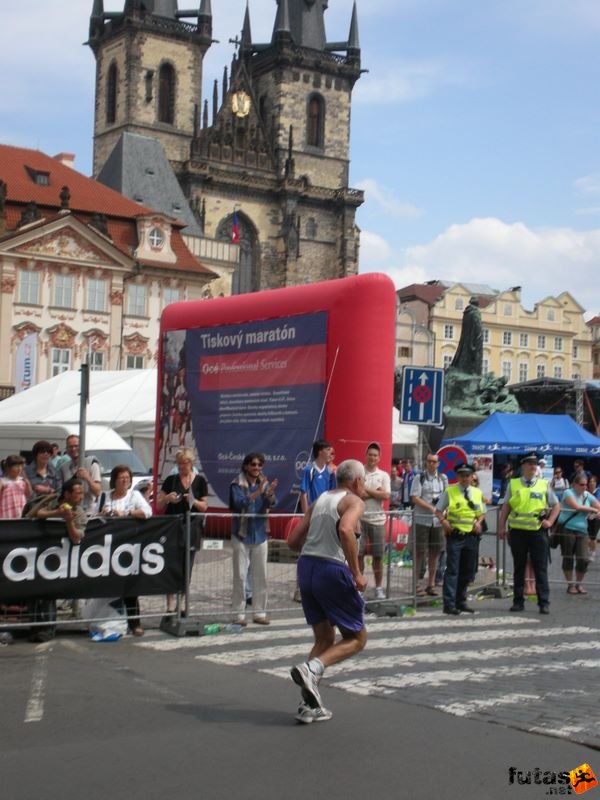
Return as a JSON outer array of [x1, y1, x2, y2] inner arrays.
[[549, 511, 578, 549]]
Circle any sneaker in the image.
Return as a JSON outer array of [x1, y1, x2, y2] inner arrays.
[[375, 587, 386, 600], [295, 701, 332, 724], [290, 662, 323, 709]]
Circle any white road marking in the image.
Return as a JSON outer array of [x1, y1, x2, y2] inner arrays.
[[25, 644, 52, 723], [137, 614, 540, 652], [190, 624, 596, 666]]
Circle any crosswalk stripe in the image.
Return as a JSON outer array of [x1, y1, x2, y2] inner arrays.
[[324, 658, 600, 694], [187, 624, 596, 666], [137, 614, 543, 652], [436, 688, 588, 718]]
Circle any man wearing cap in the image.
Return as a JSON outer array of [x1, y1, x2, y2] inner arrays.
[[435, 462, 485, 615], [498, 452, 560, 614]]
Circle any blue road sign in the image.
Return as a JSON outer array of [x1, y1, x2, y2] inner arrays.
[[400, 366, 445, 426]]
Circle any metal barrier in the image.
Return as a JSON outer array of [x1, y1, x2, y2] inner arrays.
[[0, 511, 418, 638]]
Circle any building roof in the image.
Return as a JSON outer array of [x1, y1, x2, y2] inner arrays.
[[397, 282, 445, 306], [0, 143, 215, 276], [0, 143, 155, 219], [97, 133, 203, 237]]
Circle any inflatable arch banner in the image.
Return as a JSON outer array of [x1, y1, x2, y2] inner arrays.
[[156, 273, 396, 512]]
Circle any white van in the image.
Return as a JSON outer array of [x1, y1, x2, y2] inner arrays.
[[0, 423, 151, 489]]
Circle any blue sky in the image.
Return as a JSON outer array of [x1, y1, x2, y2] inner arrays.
[[1, 0, 599, 316]]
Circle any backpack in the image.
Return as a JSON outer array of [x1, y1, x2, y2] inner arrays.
[[22, 493, 58, 519]]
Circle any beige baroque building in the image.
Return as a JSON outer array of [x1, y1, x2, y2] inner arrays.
[[0, 144, 218, 395], [397, 282, 593, 383]]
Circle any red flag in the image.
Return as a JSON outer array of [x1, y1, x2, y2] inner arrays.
[[231, 210, 240, 244]]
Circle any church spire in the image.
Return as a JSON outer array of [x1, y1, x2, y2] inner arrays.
[[89, 0, 105, 39], [241, 1, 252, 50], [198, 0, 212, 18], [272, 0, 291, 43], [276, 0, 327, 50], [348, 1, 360, 51]]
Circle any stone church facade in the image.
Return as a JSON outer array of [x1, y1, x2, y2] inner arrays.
[[88, 0, 364, 294]]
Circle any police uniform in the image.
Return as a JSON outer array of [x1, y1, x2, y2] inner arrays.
[[435, 464, 485, 614], [500, 453, 558, 613]]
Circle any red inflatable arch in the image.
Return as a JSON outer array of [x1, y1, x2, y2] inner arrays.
[[156, 273, 396, 518]]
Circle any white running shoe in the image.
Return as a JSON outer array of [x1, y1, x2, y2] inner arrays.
[[375, 587, 386, 600], [290, 662, 323, 709], [295, 701, 332, 724]]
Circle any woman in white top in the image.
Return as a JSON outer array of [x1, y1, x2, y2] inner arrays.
[[96, 465, 151, 635]]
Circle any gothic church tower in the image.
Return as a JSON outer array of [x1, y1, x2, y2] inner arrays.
[[89, 0, 363, 293], [88, 0, 213, 175]]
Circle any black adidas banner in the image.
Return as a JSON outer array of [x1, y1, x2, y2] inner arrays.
[[0, 516, 186, 601]]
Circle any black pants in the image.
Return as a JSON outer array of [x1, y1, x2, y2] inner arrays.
[[508, 528, 549, 606]]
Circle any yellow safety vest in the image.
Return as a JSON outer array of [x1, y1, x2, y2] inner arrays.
[[507, 478, 548, 531], [447, 484, 484, 533]]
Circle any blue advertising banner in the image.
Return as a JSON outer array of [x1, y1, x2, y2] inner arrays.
[[158, 313, 328, 511]]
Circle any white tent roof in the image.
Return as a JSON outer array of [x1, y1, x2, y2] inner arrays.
[[0, 370, 418, 452], [0, 370, 157, 440]]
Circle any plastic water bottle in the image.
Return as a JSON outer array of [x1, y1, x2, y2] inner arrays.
[[221, 623, 244, 634], [203, 623, 220, 636], [0, 631, 13, 646]]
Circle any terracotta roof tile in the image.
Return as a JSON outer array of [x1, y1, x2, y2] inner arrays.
[[0, 143, 215, 276]]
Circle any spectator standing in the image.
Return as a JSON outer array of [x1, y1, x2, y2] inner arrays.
[[25, 440, 62, 499], [588, 475, 600, 562], [0, 455, 32, 518], [29, 477, 86, 641], [60, 435, 101, 515], [358, 442, 391, 600], [157, 448, 208, 614], [96, 465, 152, 636], [299, 440, 336, 513], [550, 466, 569, 500], [389, 462, 402, 512], [229, 453, 277, 626], [411, 453, 448, 597], [399, 458, 417, 508], [558, 473, 600, 594], [498, 452, 560, 615]]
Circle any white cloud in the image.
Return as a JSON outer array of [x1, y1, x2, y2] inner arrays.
[[574, 173, 600, 196], [359, 230, 395, 263], [360, 218, 600, 314], [356, 178, 422, 218], [354, 57, 470, 105]]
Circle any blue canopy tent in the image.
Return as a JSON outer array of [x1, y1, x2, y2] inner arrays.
[[441, 413, 600, 457]]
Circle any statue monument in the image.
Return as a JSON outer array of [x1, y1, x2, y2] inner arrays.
[[444, 297, 520, 420]]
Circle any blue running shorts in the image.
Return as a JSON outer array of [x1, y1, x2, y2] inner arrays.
[[297, 555, 365, 633]]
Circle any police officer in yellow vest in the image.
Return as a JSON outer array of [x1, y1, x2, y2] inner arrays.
[[498, 452, 560, 615], [435, 462, 486, 615]]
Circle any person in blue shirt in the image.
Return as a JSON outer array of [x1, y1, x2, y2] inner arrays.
[[300, 440, 336, 513], [229, 452, 277, 626]]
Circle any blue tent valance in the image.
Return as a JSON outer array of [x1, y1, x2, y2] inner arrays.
[[441, 413, 600, 457]]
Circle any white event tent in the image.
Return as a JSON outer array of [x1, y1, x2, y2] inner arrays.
[[0, 370, 157, 467], [0, 370, 418, 466]]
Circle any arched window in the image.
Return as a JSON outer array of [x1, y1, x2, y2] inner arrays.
[[158, 63, 175, 124], [217, 213, 258, 295], [307, 94, 325, 148], [106, 62, 118, 124]]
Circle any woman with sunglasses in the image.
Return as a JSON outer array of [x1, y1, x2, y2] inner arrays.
[[229, 452, 277, 626], [557, 472, 600, 594]]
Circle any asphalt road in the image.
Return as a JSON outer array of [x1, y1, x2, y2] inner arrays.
[[2, 604, 599, 800]]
